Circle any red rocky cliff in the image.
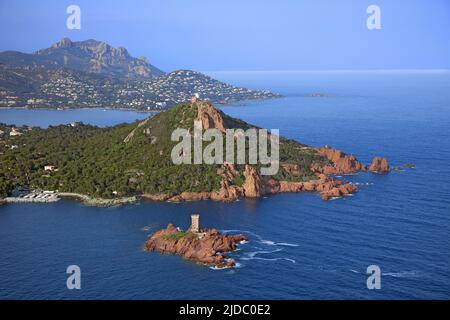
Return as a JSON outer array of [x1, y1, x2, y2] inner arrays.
[[242, 165, 263, 197], [368, 157, 390, 173], [142, 101, 390, 202], [142, 146, 389, 202], [196, 101, 227, 132], [315, 146, 366, 174]]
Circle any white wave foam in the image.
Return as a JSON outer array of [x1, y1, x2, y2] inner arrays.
[[241, 257, 296, 264], [209, 261, 242, 271], [209, 265, 228, 270], [382, 271, 420, 278], [276, 242, 300, 247], [260, 240, 276, 245], [354, 182, 374, 186], [240, 249, 296, 264], [348, 269, 420, 278], [245, 249, 282, 258], [220, 229, 261, 237], [220, 229, 300, 249]]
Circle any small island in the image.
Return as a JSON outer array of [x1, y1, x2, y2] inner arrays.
[[145, 214, 247, 268]]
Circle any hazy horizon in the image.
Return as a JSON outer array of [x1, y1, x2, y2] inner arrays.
[[1, 0, 449, 72]]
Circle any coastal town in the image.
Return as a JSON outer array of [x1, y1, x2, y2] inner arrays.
[[0, 67, 279, 111], [0, 38, 280, 110]]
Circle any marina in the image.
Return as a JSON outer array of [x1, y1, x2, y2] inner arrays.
[[5, 190, 60, 203]]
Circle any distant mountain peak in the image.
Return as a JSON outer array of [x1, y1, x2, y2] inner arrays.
[[2, 38, 164, 79], [0, 40, 280, 109], [51, 37, 73, 49], [42, 38, 133, 61]]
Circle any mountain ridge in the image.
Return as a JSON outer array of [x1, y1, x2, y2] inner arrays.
[[0, 38, 164, 79], [0, 38, 280, 110]]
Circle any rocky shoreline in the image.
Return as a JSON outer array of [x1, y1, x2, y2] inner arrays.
[[139, 102, 390, 203], [145, 223, 247, 268], [1, 100, 393, 207], [142, 146, 390, 203], [0, 147, 390, 206], [58, 193, 138, 207]]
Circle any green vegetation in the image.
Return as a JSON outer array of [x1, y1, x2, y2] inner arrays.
[[0, 103, 329, 199], [162, 231, 198, 241], [275, 139, 330, 182], [231, 172, 245, 187], [0, 105, 221, 198]]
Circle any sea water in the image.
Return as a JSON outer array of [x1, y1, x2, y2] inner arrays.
[[0, 70, 449, 299]]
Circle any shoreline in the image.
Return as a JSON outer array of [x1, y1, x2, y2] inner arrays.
[[145, 224, 247, 268], [4, 190, 60, 204], [0, 176, 357, 208], [0, 96, 283, 114], [1, 191, 137, 207], [58, 192, 138, 206], [0, 145, 391, 207], [0, 106, 158, 113]]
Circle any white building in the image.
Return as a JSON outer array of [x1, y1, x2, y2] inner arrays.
[[9, 128, 22, 136]]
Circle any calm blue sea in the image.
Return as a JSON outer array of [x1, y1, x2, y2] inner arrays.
[[0, 71, 449, 299]]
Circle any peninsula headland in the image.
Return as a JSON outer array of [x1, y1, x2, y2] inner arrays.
[[0, 100, 390, 205]]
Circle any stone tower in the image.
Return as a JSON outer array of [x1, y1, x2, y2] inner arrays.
[[190, 214, 200, 233]]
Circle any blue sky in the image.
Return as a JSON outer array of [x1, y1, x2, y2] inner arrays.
[[0, 0, 449, 71]]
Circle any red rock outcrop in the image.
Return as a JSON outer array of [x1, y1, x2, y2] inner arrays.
[[141, 193, 172, 201], [142, 144, 388, 202], [210, 179, 242, 202], [176, 192, 212, 202], [145, 224, 247, 268], [242, 165, 263, 197], [319, 183, 358, 200], [141, 163, 360, 202], [277, 181, 303, 193], [281, 163, 301, 176], [368, 157, 390, 173], [196, 101, 227, 132], [269, 174, 358, 200], [315, 146, 366, 174], [142, 164, 246, 203]]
